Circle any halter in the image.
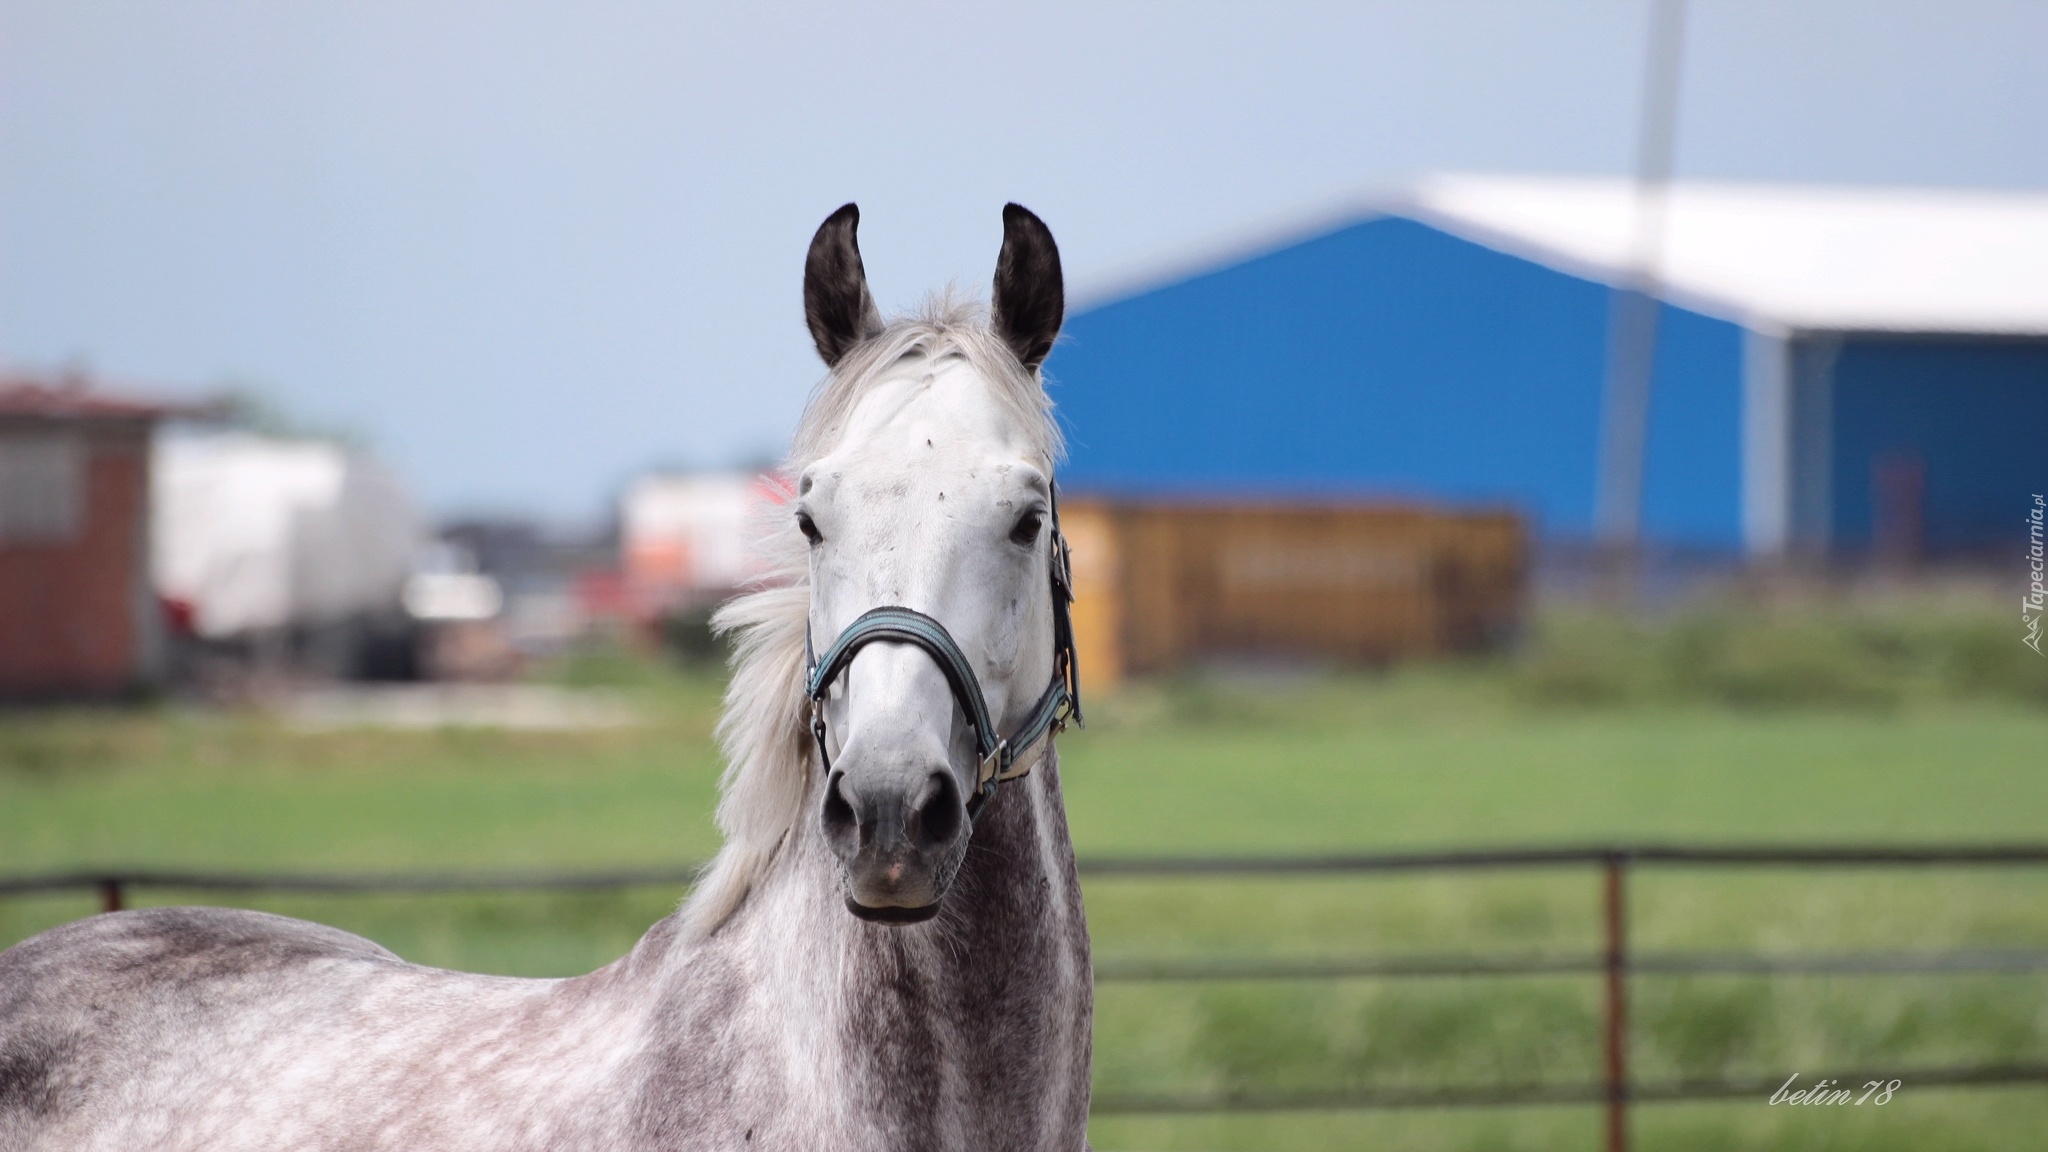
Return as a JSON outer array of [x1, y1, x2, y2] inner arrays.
[[804, 488, 1083, 822]]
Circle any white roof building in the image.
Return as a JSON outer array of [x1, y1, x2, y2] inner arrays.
[[1399, 174, 2048, 336]]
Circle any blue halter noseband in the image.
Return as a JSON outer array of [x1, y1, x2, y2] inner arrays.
[[804, 490, 1083, 821]]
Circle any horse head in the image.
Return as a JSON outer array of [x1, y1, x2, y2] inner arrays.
[[794, 203, 1069, 922]]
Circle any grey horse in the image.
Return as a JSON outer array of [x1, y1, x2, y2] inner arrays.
[[0, 204, 1093, 1151]]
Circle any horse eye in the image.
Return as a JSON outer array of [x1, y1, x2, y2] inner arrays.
[[1009, 510, 1044, 547], [796, 511, 823, 545]]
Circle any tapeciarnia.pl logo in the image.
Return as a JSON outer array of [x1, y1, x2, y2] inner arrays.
[[2027, 494, 2045, 656]]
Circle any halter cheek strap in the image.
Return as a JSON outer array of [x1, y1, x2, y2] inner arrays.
[[804, 491, 1083, 822]]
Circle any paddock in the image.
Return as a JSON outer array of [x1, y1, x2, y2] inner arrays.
[[5, 640, 2044, 1151], [9, 844, 2047, 1152]]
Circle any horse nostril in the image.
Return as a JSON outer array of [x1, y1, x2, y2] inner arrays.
[[821, 772, 860, 851], [913, 771, 962, 851]]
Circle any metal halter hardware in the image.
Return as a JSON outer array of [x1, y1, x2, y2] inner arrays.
[[804, 492, 1083, 822]]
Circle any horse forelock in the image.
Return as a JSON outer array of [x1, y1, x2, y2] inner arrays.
[[679, 293, 1063, 939]]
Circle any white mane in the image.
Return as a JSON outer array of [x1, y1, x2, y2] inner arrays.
[[681, 295, 1062, 937]]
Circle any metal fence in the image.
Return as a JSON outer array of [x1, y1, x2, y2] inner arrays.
[[7, 843, 2048, 1152]]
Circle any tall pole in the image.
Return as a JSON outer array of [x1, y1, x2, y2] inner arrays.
[[1595, 0, 1688, 596]]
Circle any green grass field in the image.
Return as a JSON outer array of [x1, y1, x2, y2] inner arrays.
[[4, 610, 2046, 1151]]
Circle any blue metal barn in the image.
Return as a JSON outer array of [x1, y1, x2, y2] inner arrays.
[[1046, 176, 2048, 558]]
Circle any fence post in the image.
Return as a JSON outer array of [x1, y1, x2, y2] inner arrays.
[[99, 878, 124, 914], [1602, 853, 1630, 1152]]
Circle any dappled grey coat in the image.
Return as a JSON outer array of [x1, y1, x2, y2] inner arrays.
[[0, 750, 1092, 1149]]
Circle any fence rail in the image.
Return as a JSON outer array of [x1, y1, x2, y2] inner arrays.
[[1095, 948, 2048, 980], [12, 841, 2048, 905], [1091, 1062, 2048, 1114], [6, 843, 2047, 1152]]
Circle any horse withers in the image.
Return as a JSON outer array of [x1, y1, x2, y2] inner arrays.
[[0, 204, 1093, 1151]]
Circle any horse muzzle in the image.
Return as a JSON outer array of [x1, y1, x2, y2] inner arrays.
[[821, 765, 968, 923]]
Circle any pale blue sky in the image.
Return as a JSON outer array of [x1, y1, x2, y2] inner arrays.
[[3, 1, 2042, 519]]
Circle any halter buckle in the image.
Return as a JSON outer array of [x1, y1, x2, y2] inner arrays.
[[978, 738, 1009, 788], [809, 698, 830, 769]]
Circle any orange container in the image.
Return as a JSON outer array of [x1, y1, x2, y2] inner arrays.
[[1061, 499, 1525, 689]]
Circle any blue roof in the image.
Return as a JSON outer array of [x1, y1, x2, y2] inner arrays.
[[1046, 215, 1746, 547]]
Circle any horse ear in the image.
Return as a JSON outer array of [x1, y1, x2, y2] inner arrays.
[[992, 203, 1064, 372], [804, 203, 883, 367]]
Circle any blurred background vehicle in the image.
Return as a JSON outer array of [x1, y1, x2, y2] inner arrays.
[[155, 426, 424, 684]]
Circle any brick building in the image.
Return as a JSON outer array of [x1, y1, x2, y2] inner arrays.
[[0, 379, 191, 697]]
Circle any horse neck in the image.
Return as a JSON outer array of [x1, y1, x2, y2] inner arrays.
[[720, 748, 1087, 1069], [789, 746, 1083, 978], [602, 750, 1089, 1143]]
